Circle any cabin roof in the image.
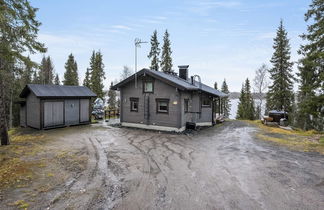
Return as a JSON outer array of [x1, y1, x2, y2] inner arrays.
[[112, 68, 228, 97], [19, 84, 97, 98]]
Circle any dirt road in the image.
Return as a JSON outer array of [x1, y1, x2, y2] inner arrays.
[[2, 121, 324, 209]]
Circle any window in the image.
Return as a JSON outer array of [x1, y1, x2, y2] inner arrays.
[[156, 99, 169, 113], [130, 98, 139, 112], [202, 97, 211, 107], [184, 99, 189, 112], [143, 81, 153, 93]]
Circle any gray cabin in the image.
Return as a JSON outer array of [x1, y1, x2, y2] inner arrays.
[[19, 84, 96, 129], [112, 65, 227, 132]]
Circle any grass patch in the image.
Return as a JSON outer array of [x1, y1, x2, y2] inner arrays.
[[0, 130, 48, 190], [55, 150, 88, 173], [247, 120, 322, 136], [257, 133, 324, 154], [11, 200, 30, 209], [243, 120, 324, 154]]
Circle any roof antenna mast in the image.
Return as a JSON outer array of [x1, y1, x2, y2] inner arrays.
[[134, 38, 147, 88]]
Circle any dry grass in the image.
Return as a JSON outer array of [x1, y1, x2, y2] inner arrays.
[[244, 120, 324, 155], [247, 120, 321, 136], [0, 130, 48, 190], [55, 150, 88, 173]]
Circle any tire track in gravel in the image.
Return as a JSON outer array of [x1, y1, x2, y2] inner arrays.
[[47, 137, 101, 209]]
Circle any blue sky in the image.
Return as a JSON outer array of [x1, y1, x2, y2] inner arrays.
[[29, 0, 311, 91]]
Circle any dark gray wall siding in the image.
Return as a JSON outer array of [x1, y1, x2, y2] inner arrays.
[[26, 92, 40, 129], [121, 75, 181, 128], [65, 99, 80, 125], [80, 99, 90, 122], [20, 106, 26, 127], [197, 93, 212, 123], [43, 101, 64, 127]]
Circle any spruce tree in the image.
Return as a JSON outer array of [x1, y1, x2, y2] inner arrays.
[[45, 56, 55, 84], [148, 30, 160, 71], [21, 60, 34, 86], [244, 78, 255, 120], [90, 51, 105, 98], [214, 82, 218, 90], [83, 68, 91, 88], [54, 74, 60, 85], [63, 53, 79, 86], [221, 79, 231, 118], [297, 0, 324, 131], [236, 78, 255, 120], [266, 20, 294, 113], [236, 83, 246, 119], [161, 30, 173, 73]]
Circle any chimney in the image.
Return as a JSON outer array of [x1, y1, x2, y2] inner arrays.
[[178, 65, 189, 80]]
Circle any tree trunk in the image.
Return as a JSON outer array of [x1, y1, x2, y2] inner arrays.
[[9, 88, 13, 129], [0, 77, 10, 145]]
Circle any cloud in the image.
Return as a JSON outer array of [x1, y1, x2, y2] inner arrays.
[[111, 25, 133, 30], [255, 32, 276, 40], [140, 16, 167, 24]]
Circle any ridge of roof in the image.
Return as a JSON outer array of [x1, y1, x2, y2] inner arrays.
[[20, 84, 97, 98], [112, 68, 228, 97]]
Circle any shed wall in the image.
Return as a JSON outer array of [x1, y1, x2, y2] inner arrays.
[[80, 99, 90, 122], [26, 92, 40, 129], [65, 99, 80, 125], [43, 101, 64, 128], [20, 105, 26, 127]]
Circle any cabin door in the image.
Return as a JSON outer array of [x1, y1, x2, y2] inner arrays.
[[144, 95, 150, 125]]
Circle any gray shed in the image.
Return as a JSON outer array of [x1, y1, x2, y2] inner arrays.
[[19, 84, 96, 129]]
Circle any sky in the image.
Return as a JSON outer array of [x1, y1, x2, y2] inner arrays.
[[29, 0, 311, 91]]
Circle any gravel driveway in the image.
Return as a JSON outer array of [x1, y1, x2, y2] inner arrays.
[[19, 121, 324, 209]]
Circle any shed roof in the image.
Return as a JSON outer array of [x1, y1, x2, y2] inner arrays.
[[112, 68, 227, 97], [20, 84, 97, 98]]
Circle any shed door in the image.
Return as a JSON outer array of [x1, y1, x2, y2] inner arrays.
[[44, 101, 64, 127], [65, 99, 80, 125], [80, 99, 90, 122]]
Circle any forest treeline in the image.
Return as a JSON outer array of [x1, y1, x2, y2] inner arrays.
[[235, 1, 323, 131]]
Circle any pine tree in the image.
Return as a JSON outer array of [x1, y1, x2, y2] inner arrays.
[[63, 53, 79, 86], [161, 30, 173, 73], [0, 0, 46, 145], [297, 0, 324, 131], [148, 30, 160, 71], [54, 74, 60, 85], [83, 68, 91, 87], [266, 20, 294, 114], [221, 79, 231, 118], [214, 82, 218, 90], [107, 82, 117, 109]]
